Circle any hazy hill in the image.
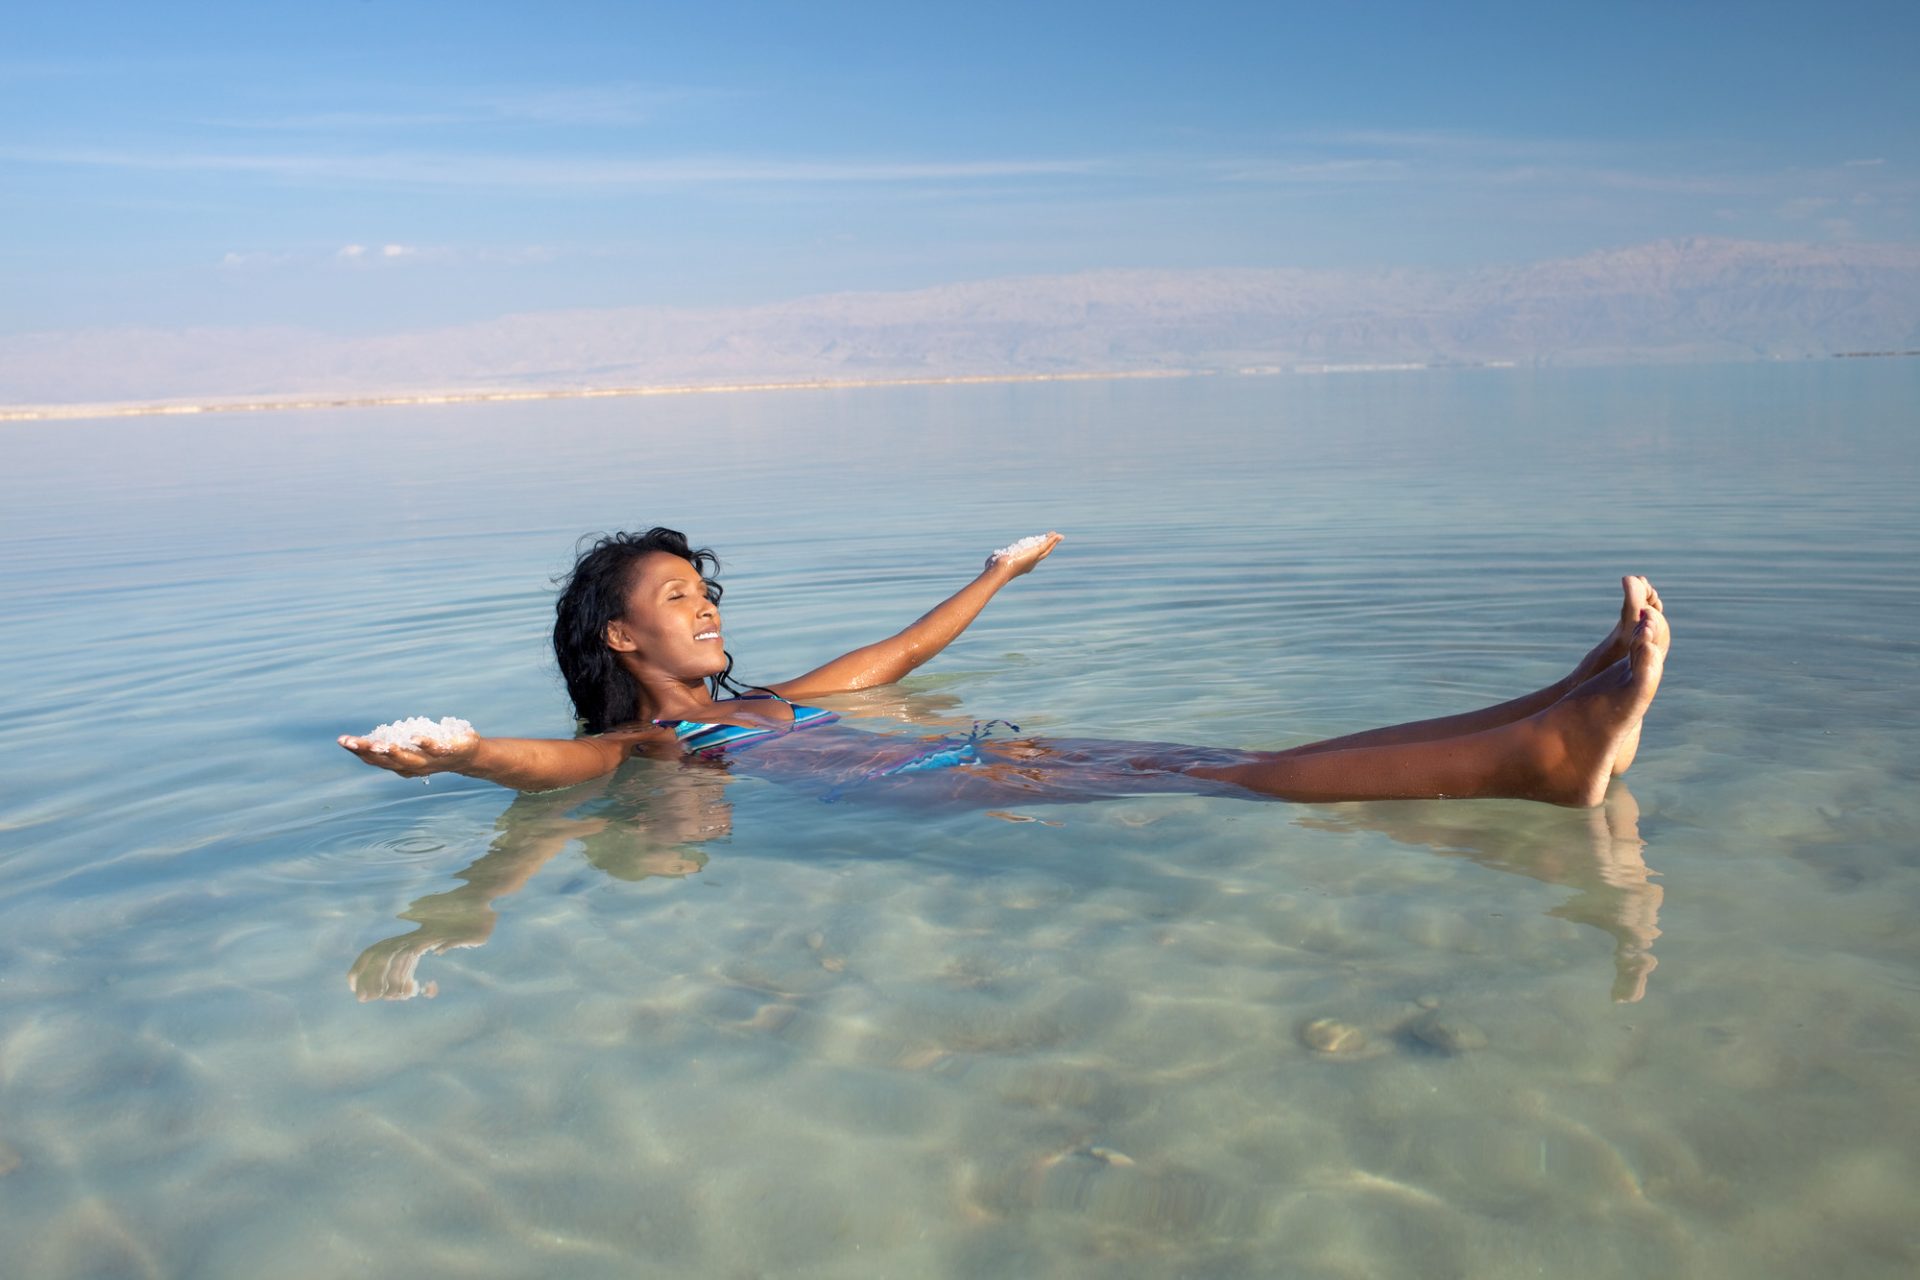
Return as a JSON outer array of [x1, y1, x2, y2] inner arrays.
[[5, 238, 1917, 407]]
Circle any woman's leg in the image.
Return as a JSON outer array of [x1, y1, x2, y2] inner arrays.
[[1196, 605, 1668, 809], [1282, 576, 1662, 765]]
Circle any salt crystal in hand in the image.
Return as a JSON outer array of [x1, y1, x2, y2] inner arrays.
[[989, 533, 1050, 565], [363, 715, 476, 754]]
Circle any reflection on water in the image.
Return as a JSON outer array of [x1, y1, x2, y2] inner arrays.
[[358, 757, 1666, 1006], [350, 763, 736, 1000], [1, 364, 1918, 1277], [1300, 788, 1663, 1002]]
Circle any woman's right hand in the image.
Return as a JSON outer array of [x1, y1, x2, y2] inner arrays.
[[984, 531, 1064, 579], [337, 729, 482, 779]]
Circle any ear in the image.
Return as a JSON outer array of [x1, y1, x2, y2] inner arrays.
[[605, 620, 640, 653]]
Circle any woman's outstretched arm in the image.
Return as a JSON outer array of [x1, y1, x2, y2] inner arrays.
[[338, 727, 648, 791], [768, 532, 1061, 699]]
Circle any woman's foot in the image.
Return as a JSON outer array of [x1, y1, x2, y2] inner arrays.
[[1570, 575, 1663, 686], [1527, 605, 1668, 807]]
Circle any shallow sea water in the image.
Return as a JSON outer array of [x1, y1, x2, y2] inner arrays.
[[1, 364, 1918, 1278]]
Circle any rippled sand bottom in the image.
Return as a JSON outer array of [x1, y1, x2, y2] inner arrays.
[[5, 761, 1917, 1278]]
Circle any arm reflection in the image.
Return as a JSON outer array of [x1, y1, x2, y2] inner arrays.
[[348, 761, 736, 1001], [1299, 786, 1663, 1002]]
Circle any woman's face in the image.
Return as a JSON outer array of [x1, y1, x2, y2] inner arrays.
[[605, 552, 727, 681]]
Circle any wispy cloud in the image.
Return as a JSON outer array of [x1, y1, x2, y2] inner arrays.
[[1289, 128, 1601, 159], [1487, 165, 1744, 196], [219, 242, 552, 272], [335, 243, 434, 260], [1210, 157, 1413, 184], [1, 146, 1102, 189], [197, 83, 739, 132]]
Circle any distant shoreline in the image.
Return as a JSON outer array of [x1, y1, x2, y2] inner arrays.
[[0, 369, 1201, 424], [4, 349, 1911, 424]]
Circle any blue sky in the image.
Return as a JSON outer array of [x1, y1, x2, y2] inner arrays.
[[3, 0, 1914, 336]]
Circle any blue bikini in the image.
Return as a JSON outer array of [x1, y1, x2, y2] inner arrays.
[[654, 692, 838, 758], [656, 694, 1020, 800]]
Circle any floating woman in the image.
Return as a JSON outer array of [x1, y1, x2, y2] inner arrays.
[[338, 528, 1667, 810]]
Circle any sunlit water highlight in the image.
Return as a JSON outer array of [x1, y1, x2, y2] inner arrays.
[[1, 365, 1917, 1277]]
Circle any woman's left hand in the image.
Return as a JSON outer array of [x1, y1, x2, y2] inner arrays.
[[985, 531, 1063, 579], [772, 532, 1065, 698]]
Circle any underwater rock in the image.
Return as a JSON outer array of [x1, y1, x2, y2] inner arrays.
[[1406, 1011, 1488, 1055], [966, 1147, 1258, 1238], [1300, 1017, 1372, 1057]]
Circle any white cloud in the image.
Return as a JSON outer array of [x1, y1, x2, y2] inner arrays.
[[208, 242, 538, 273], [337, 242, 445, 264]]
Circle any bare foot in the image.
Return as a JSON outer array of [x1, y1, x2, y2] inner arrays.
[[1529, 605, 1668, 807], [1570, 575, 1663, 686], [1601, 580, 1663, 774], [1609, 710, 1646, 777]]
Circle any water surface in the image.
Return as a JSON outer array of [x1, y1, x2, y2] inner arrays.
[[1, 364, 1917, 1277]]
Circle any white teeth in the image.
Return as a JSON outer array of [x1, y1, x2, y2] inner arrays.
[[694, 631, 720, 640]]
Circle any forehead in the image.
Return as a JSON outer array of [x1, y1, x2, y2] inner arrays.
[[628, 551, 702, 590]]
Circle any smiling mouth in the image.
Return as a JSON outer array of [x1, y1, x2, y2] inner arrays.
[[694, 631, 722, 642]]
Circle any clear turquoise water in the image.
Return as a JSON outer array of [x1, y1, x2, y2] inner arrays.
[[2, 364, 1917, 1277]]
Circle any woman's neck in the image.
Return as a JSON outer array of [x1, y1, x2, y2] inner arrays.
[[628, 671, 720, 725]]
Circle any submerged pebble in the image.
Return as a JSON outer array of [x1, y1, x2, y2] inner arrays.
[[1300, 1017, 1371, 1056], [1406, 1011, 1489, 1055]]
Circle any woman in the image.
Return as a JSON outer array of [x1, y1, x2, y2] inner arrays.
[[339, 527, 1668, 808]]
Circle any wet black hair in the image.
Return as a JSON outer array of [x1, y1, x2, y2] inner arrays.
[[553, 527, 748, 733]]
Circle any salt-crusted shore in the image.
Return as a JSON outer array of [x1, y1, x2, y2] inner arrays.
[[0, 369, 1196, 424]]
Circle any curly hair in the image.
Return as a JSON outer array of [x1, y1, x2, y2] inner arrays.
[[553, 528, 743, 733]]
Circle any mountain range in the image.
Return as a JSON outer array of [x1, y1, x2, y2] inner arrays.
[[5, 237, 1917, 409]]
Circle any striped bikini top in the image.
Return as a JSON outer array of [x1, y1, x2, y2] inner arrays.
[[654, 692, 838, 758]]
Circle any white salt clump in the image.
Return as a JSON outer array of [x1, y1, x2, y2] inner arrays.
[[989, 533, 1050, 564], [362, 716, 476, 754]]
